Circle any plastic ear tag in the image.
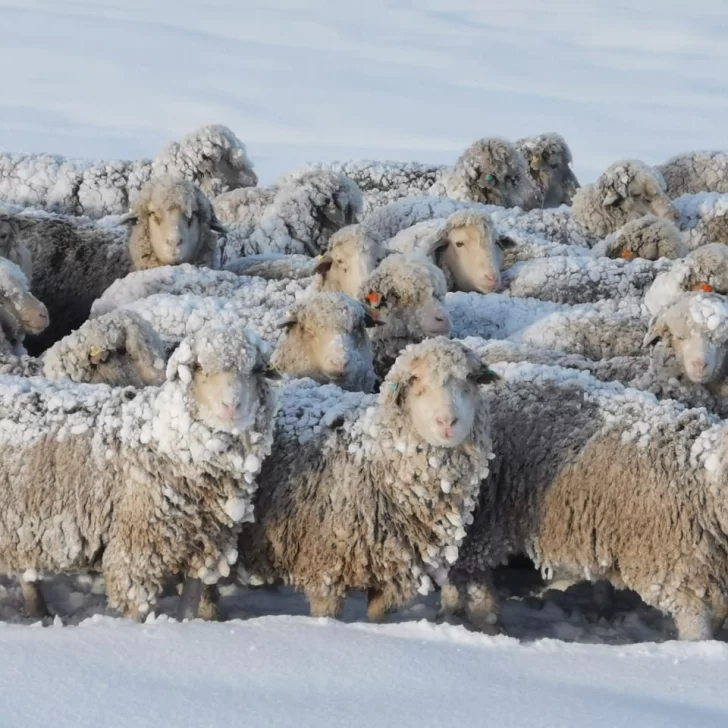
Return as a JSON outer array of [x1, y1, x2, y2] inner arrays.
[[89, 345, 102, 357], [620, 251, 633, 260], [485, 173, 495, 182], [389, 383, 398, 391], [366, 292, 382, 307]]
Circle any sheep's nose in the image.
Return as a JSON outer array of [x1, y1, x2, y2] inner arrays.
[[436, 416, 458, 438], [692, 359, 707, 373], [482, 274, 501, 292], [222, 403, 239, 420]]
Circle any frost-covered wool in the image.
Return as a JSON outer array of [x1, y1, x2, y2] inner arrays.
[[501, 254, 673, 305], [42, 310, 167, 387], [447, 292, 647, 360], [224, 253, 317, 280], [303, 160, 446, 215], [312, 224, 389, 299], [644, 243, 728, 317], [0, 207, 34, 278], [90, 264, 309, 318], [0, 258, 49, 356], [271, 293, 376, 393], [359, 253, 452, 378], [0, 125, 256, 219], [514, 133, 580, 208], [488, 206, 594, 248], [237, 338, 496, 619], [428, 138, 538, 209], [213, 187, 278, 227], [0, 324, 277, 619], [571, 160, 679, 239], [591, 215, 688, 261], [446, 360, 728, 640], [658, 151, 728, 198], [673, 192, 728, 250], [219, 170, 363, 259]]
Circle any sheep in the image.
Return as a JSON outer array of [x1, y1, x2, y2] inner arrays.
[[271, 293, 378, 393], [428, 138, 537, 210], [218, 170, 363, 259], [514, 133, 580, 208], [658, 151, 728, 198], [224, 254, 318, 281], [16, 176, 224, 354], [443, 360, 728, 640], [645, 243, 728, 317], [673, 192, 728, 250], [0, 125, 256, 218], [359, 253, 452, 377], [0, 206, 34, 278], [388, 210, 517, 294], [0, 258, 49, 356], [571, 160, 679, 239], [235, 338, 497, 621], [591, 215, 688, 261], [311, 225, 389, 298], [0, 323, 278, 620]]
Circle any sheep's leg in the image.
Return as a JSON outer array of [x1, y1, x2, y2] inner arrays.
[[307, 591, 343, 619], [674, 605, 714, 641], [366, 588, 395, 623], [439, 582, 464, 620], [18, 576, 50, 619], [178, 578, 204, 621]]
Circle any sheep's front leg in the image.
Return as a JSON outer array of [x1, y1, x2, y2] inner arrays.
[[674, 605, 714, 641], [18, 575, 50, 619], [442, 568, 500, 634], [178, 578, 204, 621], [307, 591, 343, 619], [366, 587, 396, 623]]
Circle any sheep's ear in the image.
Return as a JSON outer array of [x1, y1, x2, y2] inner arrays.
[[117, 211, 139, 225], [324, 205, 346, 228], [363, 309, 385, 328], [602, 191, 621, 207], [209, 214, 227, 234], [470, 363, 501, 385], [314, 254, 333, 276], [497, 234, 518, 250], [643, 319, 667, 348], [263, 364, 282, 380], [387, 378, 410, 408], [275, 311, 298, 330], [529, 154, 542, 171], [15, 218, 39, 231], [690, 281, 713, 293]]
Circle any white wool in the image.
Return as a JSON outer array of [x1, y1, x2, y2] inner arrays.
[[674, 192, 728, 250], [489, 206, 594, 248]]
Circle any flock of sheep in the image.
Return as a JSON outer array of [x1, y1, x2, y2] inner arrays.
[[2, 125, 728, 641]]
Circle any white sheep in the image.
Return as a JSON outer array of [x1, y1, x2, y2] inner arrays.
[[0, 125, 256, 218], [571, 160, 679, 239], [658, 151, 728, 198], [0, 258, 49, 356], [591, 215, 688, 261], [444, 360, 728, 640], [0, 323, 278, 620], [236, 338, 497, 620], [673, 192, 728, 250]]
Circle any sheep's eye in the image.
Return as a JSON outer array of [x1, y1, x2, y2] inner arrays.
[[549, 162, 560, 170], [455, 241, 465, 248], [193, 363, 203, 372], [116, 346, 127, 356]]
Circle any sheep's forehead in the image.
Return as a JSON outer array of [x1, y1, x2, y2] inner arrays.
[[398, 343, 474, 382], [297, 300, 362, 332], [0, 260, 28, 294], [186, 330, 262, 374], [685, 296, 728, 341], [148, 186, 200, 218]]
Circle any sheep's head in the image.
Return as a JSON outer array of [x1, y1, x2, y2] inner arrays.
[[314, 225, 389, 298], [598, 160, 679, 225], [272, 293, 378, 392], [0, 259, 48, 344], [382, 337, 498, 447], [455, 137, 532, 208], [44, 311, 167, 387], [361, 253, 451, 343], [167, 323, 278, 433], [428, 210, 516, 293], [517, 133, 580, 207], [643, 292, 728, 385], [604, 215, 687, 261], [156, 124, 258, 197], [121, 176, 226, 269]]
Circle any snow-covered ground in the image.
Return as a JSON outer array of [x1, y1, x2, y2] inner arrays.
[[1, 1, 728, 184], [3, 1, 728, 723]]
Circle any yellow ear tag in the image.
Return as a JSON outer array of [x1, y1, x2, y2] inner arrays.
[[89, 345, 102, 357]]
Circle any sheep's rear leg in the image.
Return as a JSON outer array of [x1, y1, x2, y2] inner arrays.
[[178, 578, 204, 621], [674, 605, 714, 641], [366, 588, 396, 623], [19, 576, 50, 619], [307, 592, 343, 619]]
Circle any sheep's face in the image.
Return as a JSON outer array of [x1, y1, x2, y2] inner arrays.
[[438, 219, 514, 294], [605, 176, 679, 225], [675, 334, 726, 384], [0, 280, 49, 336], [86, 341, 165, 388], [316, 234, 388, 298], [192, 368, 261, 433], [540, 153, 580, 208], [147, 204, 202, 266]]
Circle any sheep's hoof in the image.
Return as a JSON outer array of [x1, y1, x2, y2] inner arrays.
[[467, 612, 502, 636], [19, 578, 50, 619], [178, 578, 204, 621]]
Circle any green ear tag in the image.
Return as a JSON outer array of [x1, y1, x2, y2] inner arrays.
[[485, 173, 495, 182], [389, 383, 398, 391]]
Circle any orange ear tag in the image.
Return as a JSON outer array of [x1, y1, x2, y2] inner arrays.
[[366, 292, 382, 307], [620, 251, 633, 260]]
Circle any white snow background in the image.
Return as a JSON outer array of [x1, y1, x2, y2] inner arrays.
[[2, 1, 728, 725]]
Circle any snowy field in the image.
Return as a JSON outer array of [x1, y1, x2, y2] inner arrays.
[[3, 0, 728, 725]]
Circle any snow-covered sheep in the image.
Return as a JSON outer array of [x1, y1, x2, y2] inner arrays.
[[17, 177, 224, 354], [219, 170, 363, 259], [514, 133, 580, 208], [389, 210, 517, 294], [0, 125, 256, 219], [0, 258, 49, 356], [271, 293, 378, 393], [673, 192, 728, 250], [236, 338, 497, 620], [444, 361, 728, 640], [0, 206, 34, 278], [644, 243, 728, 316], [311, 225, 389, 298], [591, 215, 688, 261], [0, 323, 278, 620], [428, 138, 537, 209], [224, 253, 318, 281], [359, 253, 452, 377], [571, 160, 679, 239], [42, 310, 167, 388], [658, 151, 728, 198]]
